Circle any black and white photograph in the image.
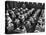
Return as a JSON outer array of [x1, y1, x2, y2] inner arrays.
[[5, 1, 45, 34]]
